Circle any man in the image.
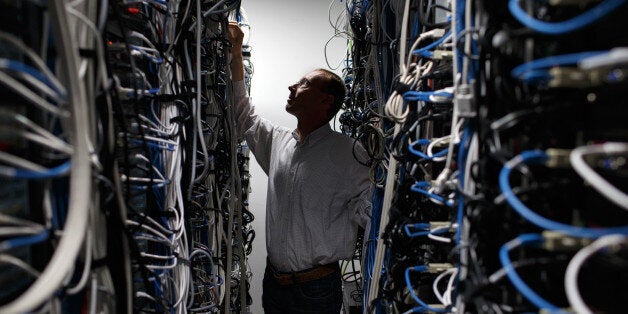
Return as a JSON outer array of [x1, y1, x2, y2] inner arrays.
[[229, 23, 371, 313]]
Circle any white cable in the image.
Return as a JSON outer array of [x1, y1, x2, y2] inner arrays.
[[66, 223, 93, 295], [0, 150, 48, 173], [0, 71, 69, 117], [5, 110, 73, 151], [137, 213, 176, 236], [433, 0, 462, 196], [570, 142, 628, 210], [0, 227, 46, 238], [564, 234, 627, 314], [368, 0, 411, 306], [141, 250, 175, 259], [433, 268, 457, 305], [0, 127, 72, 155], [444, 266, 457, 306], [138, 114, 176, 136], [193, 0, 210, 184], [173, 229, 190, 311], [0, 62, 65, 101], [579, 47, 628, 70], [126, 220, 174, 245], [399, 0, 411, 75], [325, 0, 350, 70], [0, 31, 67, 96], [157, 11, 187, 309], [427, 135, 452, 162], [0, 254, 41, 277], [88, 275, 98, 314], [384, 0, 415, 123], [0, 212, 45, 228], [429, 225, 454, 243], [66, 6, 109, 91], [461, 0, 473, 85]]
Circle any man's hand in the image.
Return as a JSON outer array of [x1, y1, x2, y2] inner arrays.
[[228, 22, 245, 81], [228, 22, 244, 54]]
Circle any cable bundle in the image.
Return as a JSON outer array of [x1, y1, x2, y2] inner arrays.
[[338, 0, 628, 313], [336, 0, 461, 312], [0, 1, 112, 313], [458, 1, 628, 312], [0, 0, 254, 313]]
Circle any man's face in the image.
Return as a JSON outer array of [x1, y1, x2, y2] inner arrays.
[[286, 71, 331, 120]]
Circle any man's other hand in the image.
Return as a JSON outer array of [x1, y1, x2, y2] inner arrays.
[[228, 22, 244, 56], [228, 22, 245, 81]]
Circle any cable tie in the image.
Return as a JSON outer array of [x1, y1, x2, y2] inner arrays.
[[392, 80, 412, 95], [91, 257, 109, 269], [173, 252, 191, 266], [78, 48, 98, 60], [155, 94, 178, 102], [157, 210, 177, 218], [182, 80, 197, 88], [169, 115, 190, 124]]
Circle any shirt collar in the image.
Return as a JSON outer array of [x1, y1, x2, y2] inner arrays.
[[292, 124, 332, 147]]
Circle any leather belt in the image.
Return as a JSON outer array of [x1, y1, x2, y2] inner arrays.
[[269, 262, 339, 286]]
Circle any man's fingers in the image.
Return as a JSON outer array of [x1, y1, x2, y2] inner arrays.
[[227, 23, 244, 39]]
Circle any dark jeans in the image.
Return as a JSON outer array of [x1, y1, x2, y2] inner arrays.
[[262, 263, 343, 313]]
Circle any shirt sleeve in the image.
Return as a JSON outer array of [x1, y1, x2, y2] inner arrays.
[[347, 142, 373, 229], [233, 80, 275, 175]]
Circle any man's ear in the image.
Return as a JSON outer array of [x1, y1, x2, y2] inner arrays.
[[321, 94, 334, 107]]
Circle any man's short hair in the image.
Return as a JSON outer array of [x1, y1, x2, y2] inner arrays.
[[314, 68, 346, 121]]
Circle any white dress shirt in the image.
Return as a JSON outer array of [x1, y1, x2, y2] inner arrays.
[[233, 81, 372, 272]]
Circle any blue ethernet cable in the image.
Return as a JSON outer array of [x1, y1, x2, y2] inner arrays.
[[153, 0, 168, 5], [125, 87, 161, 98], [404, 223, 452, 238], [0, 59, 66, 98], [411, 31, 452, 57], [403, 91, 453, 102], [404, 223, 431, 237], [509, 0, 627, 35], [510, 51, 607, 83], [404, 266, 449, 313], [129, 45, 164, 64], [129, 139, 175, 151], [408, 139, 450, 160], [411, 181, 454, 207], [364, 187, 384, 311], [0, 230, 50, 252], [456, 126, 472, 243], [7, 160, 72, 179], [455, 0, 465, 74], [499, 234, 570, 313], [499, 150, 628, 238], [347, 0, 369, 15]]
